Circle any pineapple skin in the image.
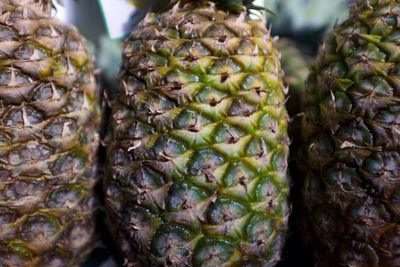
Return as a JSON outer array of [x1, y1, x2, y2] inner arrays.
[[105, 2, 290, 266], [0, 1, 100, 266], [299, 0, 400, 266]]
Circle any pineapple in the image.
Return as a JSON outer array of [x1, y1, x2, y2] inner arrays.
[[0, 0, 99, 266], [104, 0, 290, 266], [298, 0, 400, 266]]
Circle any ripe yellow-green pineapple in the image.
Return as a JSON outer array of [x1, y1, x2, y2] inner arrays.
[[299, 0, 400, 266], [0, 0, 100, 266], [104, 0, 290, 266]]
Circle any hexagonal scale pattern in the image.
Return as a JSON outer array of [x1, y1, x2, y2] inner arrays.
[[0, 1, 99, 266], [105, 2, 290, 266], [299, 1, 400, 266]]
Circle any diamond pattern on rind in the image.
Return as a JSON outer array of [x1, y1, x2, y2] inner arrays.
[[0, 1, 99, 266], [105, 2, 289, 266], [299, 1, 400, 266]]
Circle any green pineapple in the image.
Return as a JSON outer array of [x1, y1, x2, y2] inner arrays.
[[299, 0, 400, 266], [0, 0, 100, 266], [104, 0, 290, 266]]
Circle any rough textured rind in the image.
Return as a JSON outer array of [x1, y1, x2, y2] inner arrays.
[[0, 0, 100, 266], [105, 2, 290, 266], [299, 0, 400, 266]]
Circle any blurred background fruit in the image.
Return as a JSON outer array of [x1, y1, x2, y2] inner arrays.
[[276, 38, 310, 117], [263, 0, 349, 51]]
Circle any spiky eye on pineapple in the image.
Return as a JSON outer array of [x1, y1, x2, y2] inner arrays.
[[104, 0, 290, 266], [0, 0, 100, 266]]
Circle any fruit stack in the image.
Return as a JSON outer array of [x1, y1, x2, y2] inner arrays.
[[0, 1, 399, 267]]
